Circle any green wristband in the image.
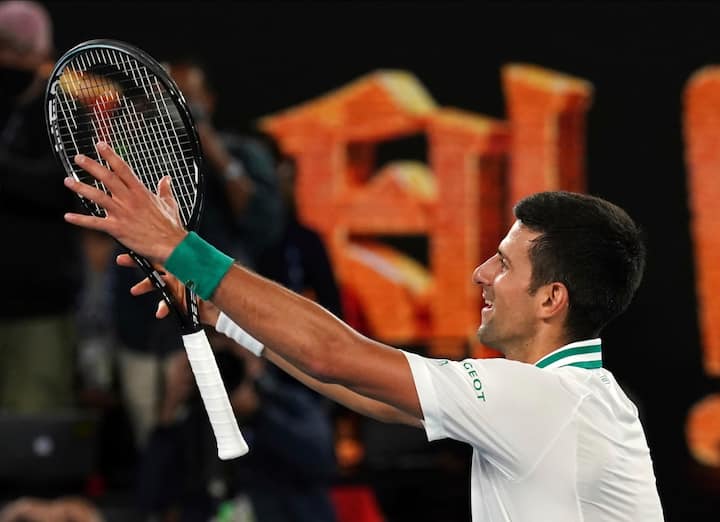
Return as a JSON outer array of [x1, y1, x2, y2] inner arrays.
[[165, 232, 234, 300]]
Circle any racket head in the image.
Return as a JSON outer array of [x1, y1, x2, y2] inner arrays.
[[44, 39, 205, 231]]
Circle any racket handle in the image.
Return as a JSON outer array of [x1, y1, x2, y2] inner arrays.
[[181, 330, 249, 460]]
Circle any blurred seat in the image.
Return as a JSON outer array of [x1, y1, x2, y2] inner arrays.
[[0, 410, 99, 498], [330, 485, 385, 522]]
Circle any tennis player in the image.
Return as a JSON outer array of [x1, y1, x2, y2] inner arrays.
[[64, 143, 664, 521]]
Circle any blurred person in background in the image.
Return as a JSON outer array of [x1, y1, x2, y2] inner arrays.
[[0, 3, 125, 498], [131, 154, 338, 522], [102, 58, 284, 519], [166, 58, 283, 267], [0, 0, 82, 413], [0, 497, 103, 522], [136, 331, 338, 522], [109, 58, 284, 452], [256, 156, 342, 322]]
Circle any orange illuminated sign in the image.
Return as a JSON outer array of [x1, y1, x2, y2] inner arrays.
[[260, 62, 720, 470], [684, 67, 720, 468], [261, 65, 592, 359]]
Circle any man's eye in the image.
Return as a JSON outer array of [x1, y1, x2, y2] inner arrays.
[[499, 258, 508, 269]]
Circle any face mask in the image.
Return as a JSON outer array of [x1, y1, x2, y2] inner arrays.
[[0, 66, 36, 100]]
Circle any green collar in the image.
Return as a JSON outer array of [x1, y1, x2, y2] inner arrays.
[[534, 339, 602, 370]]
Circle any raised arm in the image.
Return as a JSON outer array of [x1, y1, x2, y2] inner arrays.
[[122, 253, 421, 427], [65, 144, 424, 424], [209, 264, 422, 417], [263, 348, 421, 426]]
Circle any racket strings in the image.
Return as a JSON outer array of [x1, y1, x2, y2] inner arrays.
[[121, 57, 196, 218], [102, 53, 195, 219], [91, 89, 197, 201], [52, 47, 198, 225], [56, 66, 196, 220]]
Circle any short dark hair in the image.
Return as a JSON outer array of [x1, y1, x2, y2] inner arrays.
[[513, 191, 646, 341]]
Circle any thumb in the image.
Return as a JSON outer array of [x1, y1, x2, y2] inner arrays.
[[157, 175, 182, 223]]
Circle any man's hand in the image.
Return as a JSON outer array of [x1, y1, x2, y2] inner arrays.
[[117, 253, 221, 325], [63, 141, 187, 264]]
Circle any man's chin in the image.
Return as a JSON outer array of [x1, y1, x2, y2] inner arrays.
[[477, 326, 497, 349]]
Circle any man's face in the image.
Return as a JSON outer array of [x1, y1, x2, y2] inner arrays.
[[168, 64, 213, 118], [473, 220, 542, 353]]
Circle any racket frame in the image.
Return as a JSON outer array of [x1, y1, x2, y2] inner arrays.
[[44, 39, 206, 334], [45, 39, 249, 459]]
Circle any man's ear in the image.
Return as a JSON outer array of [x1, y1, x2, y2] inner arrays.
[[537, 282, 569, 320]]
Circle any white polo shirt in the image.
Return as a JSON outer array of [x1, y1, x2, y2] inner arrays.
[[403, 339, 664, 521]]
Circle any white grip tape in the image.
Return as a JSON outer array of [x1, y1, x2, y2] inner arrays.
[[216, 312, 265, 357], [182, 330, 249, 460]]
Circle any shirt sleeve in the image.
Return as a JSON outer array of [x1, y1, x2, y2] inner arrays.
[[403, 351, 588, 479]]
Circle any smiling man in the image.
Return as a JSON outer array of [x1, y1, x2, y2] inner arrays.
[[64, 144, 664, 521]]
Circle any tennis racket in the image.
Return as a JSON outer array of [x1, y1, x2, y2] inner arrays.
[[44, 39, 248, 460]]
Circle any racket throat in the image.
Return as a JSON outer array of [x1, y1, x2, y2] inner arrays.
[[182, 285, 203, 334]]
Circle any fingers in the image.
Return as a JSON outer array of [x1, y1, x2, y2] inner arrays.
[[156, 300, 170, 319], [126, 271, 175, 320], [64, 176, 114, 211], [64, 211, 112, 233], [130, 277, 156, 296], [126, 274, 170, 318], [95, 141, 142, 189], [116, 253, 135, 267], [71, 142, 142, 198], [157, 176, 182, 221], [157, 175, 173, 200], [73, 152, 125, 196]]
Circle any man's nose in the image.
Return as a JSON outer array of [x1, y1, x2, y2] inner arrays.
[[472, 255, 497, 285]]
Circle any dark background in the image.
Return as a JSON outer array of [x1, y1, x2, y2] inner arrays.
[[43, 1, 720, 520]]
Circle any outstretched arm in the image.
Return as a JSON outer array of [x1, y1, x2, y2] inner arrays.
[[210, 264, 423, 418], [65, 144, 424, 424], [121, 254, 420, 426], [122, 254, 418, 425], [263, 348, 421, 426]]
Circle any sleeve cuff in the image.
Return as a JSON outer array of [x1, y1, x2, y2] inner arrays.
[[215, 312, 265, 357], [402, 351, 445, 441]]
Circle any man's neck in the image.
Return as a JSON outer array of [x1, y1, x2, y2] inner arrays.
[[503, 332, 571, 365]]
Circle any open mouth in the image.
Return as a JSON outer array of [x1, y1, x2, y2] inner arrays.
[[482, 294, 494, 311]]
